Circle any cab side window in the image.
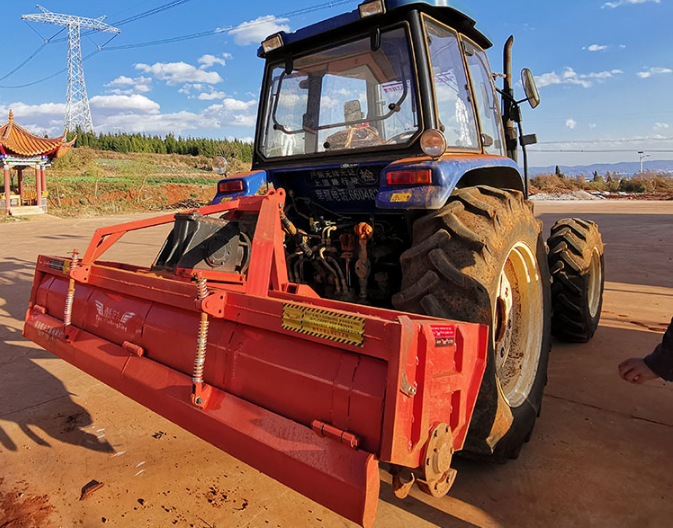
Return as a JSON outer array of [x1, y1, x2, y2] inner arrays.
[[464, 40, 506, 156], [424, 18, 479, 149]]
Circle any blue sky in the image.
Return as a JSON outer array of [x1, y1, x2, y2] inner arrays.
[[0, 0, 671, 168]]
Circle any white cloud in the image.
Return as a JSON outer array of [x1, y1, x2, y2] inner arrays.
[[637, 66, 673, 79], [585, 44, 608, 52], [198, 53, 232, 69], [197, 91, 227, 101], [105, 75, 153, 95], [105, 76, 135, 87], [535, 67, 623, 88], [98, 111, 218, 135], [227, 15, 290, 46], [135, 62, 222, 86], [566, 118, 577, 130], [90, 94, 161, 114], [222, 98, 257, 111], [227, 135, 254, 143], [589, 123, 597, 129], [602, 0, 660, 8], [4, 102, 66, 118], [654, 122, 670, 130], [0, 91, 259, 137], [134, 83, 151, 93]]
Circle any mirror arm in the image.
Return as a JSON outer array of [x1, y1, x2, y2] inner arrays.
[[495, 87, 515, 103]]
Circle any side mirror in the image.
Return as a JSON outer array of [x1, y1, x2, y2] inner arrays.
[[212, 156, 229, 176], [521, 68, 541, 109]]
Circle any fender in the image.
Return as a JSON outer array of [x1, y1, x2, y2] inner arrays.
[[212, 170, 268, 204], [376, 155, 523, 210]]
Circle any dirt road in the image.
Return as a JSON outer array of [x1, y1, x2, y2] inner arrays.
[[1, 201, 672, 528]]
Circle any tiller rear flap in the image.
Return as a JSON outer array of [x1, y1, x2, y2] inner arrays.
[[23, 189, 488, 528]]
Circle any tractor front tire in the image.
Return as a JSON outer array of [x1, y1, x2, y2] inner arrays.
[[548, 219, 605, 343], [393, 186, 552, 461]]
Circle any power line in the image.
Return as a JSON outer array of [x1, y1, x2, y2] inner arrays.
[[536, 136, 673, 145], [0, 0, 357, 87], [105, 0, 356, 50], [114, 0, 197, 26], [529, 149, 673, 153], [0, 50, 100, 90], [0, 24, 69, 83], [0, 0, 198, 87], [0, 43, 48, 82]]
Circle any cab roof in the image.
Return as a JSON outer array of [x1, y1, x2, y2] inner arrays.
[[257, 0, 491, 58]]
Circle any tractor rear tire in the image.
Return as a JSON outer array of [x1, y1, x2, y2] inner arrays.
[[548, 219, 604, 343], [392, 186, 552, 461]]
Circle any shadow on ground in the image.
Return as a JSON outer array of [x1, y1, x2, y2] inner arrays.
[[0, 257, 113, 454]]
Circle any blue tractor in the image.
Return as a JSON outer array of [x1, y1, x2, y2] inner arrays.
[[213, 0, 605, 465]]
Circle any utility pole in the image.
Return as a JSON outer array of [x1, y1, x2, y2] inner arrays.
[[22, 5, 120, 133]]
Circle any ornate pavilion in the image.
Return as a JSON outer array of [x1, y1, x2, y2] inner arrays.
[[1, 110, 75, 216]]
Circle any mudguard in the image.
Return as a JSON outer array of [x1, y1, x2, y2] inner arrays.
[[212, 170, 267, 204], [377, 155, 522, 210]]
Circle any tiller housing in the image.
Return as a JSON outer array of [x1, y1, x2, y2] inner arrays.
[[23, 190, 488, 527]]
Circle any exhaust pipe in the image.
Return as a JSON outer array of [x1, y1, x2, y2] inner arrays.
[[502, 35, 518, 162]]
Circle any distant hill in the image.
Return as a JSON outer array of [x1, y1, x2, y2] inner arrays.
[[530, 160, 673, 177]]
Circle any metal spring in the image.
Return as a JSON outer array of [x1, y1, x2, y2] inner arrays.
[[193, 276, 209, 385], [63, 250, 80, 329], [192, 318, 209, 384], [63, 293, 74, 327], [196, 277, 208, 301], [70, 249, 80, 270]]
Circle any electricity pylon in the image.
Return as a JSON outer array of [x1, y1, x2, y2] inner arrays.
[[22, 5, 120, 132]]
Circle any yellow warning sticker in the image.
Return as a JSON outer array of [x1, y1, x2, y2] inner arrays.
[[391, 192, 412, 203], [62, 260, 71, 275], [282, 304, 365, 347]]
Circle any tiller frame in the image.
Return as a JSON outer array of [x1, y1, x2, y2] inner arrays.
[[24, 190, 488, 527]]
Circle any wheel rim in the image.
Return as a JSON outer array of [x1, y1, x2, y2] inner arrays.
[[588, 248, 602, 318], [493, 242, 544, 408]]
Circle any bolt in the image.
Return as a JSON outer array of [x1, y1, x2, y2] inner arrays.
[[195, 397, 203, 405]]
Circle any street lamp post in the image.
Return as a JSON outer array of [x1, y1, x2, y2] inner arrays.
[[638, 151, 650, 175]]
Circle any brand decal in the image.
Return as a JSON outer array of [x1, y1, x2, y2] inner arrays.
[[34, 319, 65, 340], [94, 300, 135, 332]]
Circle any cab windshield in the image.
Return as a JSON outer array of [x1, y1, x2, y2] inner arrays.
[[259, 27, 420, 159]]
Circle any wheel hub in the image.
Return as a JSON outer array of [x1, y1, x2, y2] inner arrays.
[[493, 242, 544, 409]]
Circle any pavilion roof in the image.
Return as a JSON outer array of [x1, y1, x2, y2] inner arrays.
[[0, 110, 75, 158]]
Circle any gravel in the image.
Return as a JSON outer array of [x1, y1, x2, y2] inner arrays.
[[530, 190, 603, 201]]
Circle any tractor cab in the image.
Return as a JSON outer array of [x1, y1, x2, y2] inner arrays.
[[214, 0, 540, 212], [257, 0, 502, 159]]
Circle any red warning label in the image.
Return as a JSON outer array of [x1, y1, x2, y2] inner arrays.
[[431, 325, 456, 348]]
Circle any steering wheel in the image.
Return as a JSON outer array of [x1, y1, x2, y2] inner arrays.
[[386, 130, 416, 145]]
